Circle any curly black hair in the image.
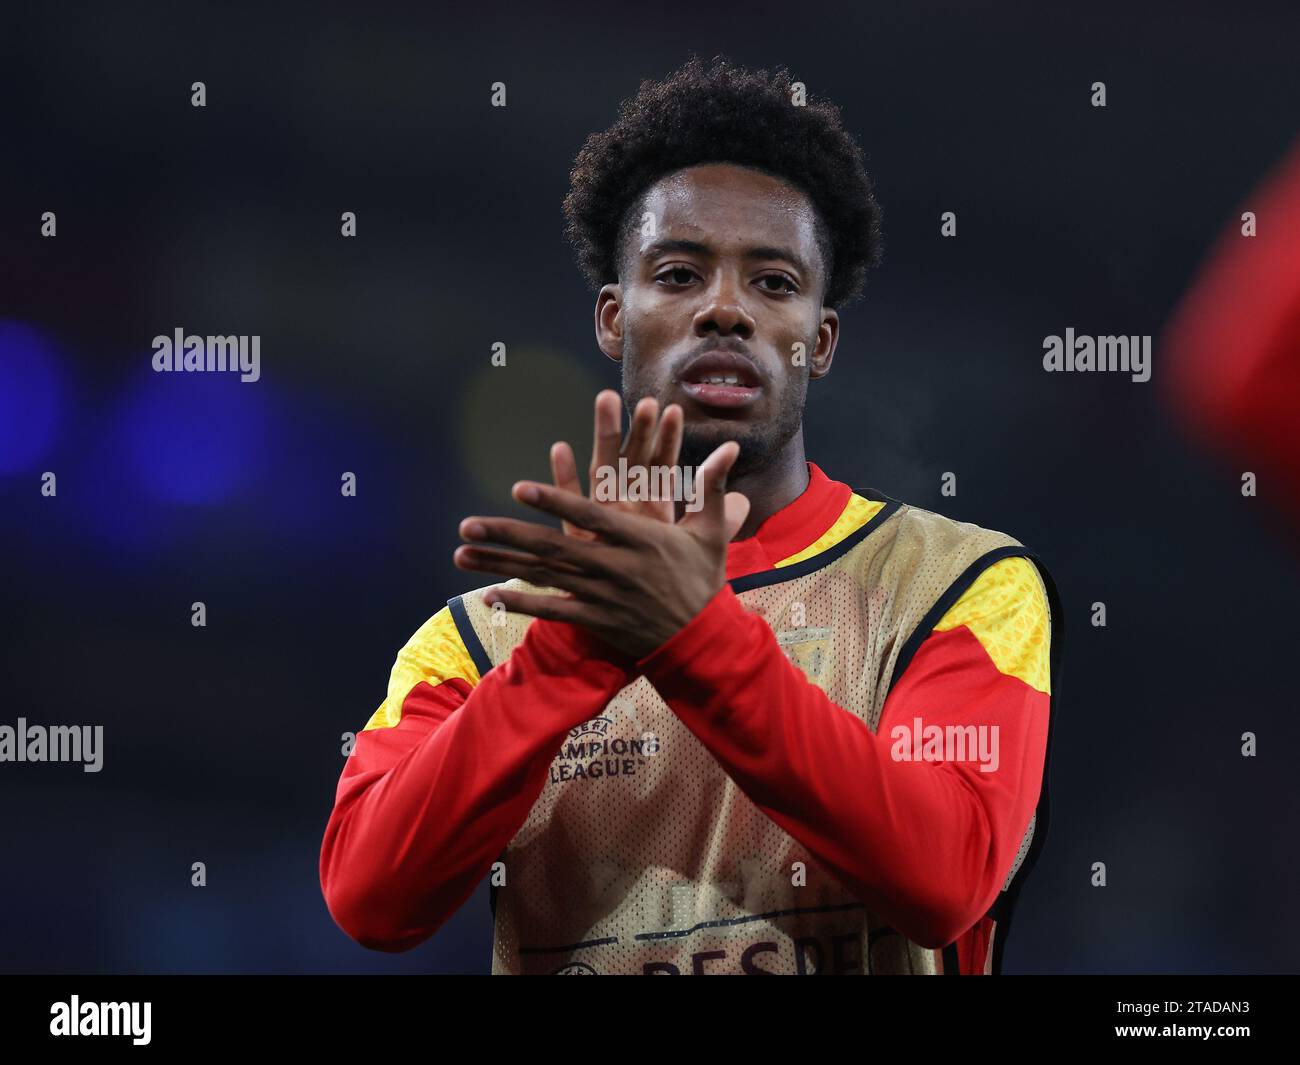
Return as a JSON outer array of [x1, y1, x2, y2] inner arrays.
[[562, 54, 883, 310]]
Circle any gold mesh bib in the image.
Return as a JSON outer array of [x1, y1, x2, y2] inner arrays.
[[448, 493, 1057, 974]]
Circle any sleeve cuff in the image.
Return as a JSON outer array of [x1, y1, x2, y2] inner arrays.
[[526, 617, 638, 677], [634, 583, 756, 680]]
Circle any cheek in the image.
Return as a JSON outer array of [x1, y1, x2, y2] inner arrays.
[[768, 358, 810, 415], [622, 308, 676, 384], [625, 300, 675, 344], [771, 338, 808, 387]]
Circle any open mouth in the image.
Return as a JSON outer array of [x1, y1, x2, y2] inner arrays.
[[677, 351, 764, 409]]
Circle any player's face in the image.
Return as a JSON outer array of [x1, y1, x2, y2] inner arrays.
[[596, 162, 839, 476]]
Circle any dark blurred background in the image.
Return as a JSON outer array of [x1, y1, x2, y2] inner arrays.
[[2, 1, 1297, 973]]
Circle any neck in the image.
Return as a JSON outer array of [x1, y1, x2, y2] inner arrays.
[[675, 430, 810, 541]]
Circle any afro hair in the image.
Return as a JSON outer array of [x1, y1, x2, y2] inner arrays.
[[562, 54, 883, 310]]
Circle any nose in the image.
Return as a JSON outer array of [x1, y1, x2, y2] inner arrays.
[[692, 269, 755, 340]]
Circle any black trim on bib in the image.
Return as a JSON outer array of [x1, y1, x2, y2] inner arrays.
[[447, 593, 494, 679], [884, 546, 1062, 976], [444, 593, 504, 930], [886, 544, 1036, 692], [986, 556, 1062, 976], [727, 487, 901, 594]]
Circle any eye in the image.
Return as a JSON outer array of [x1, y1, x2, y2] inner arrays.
[[758, 274, 797, 294], [655, 266, 699, 286]]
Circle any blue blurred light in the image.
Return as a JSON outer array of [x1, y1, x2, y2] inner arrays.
[[0, 320, 67, 475], [8, 349, 399, 570], [111, 364, 273, 505]]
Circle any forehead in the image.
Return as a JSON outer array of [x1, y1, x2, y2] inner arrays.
[[636, 163, 820, 259]]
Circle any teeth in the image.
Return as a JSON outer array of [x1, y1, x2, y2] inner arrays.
[[700, 375, 741, 385]]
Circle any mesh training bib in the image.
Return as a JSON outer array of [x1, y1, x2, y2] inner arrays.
[[447, 490, 1060, 974]]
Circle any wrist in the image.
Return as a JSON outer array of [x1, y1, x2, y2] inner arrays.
[[635, 583, 745, 677]]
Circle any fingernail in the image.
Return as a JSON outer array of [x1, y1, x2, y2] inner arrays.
[[463, 520, 485, 539]]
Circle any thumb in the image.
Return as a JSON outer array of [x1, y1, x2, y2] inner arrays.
[[682, 439, 742, 537], [722, 491, 751, 542]]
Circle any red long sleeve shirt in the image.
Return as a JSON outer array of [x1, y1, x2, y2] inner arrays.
[[633, 578, 1049, 967], [320, 618, 635, 952], [320, 463, 1052, 972]]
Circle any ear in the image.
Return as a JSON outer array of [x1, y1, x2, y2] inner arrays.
[[809, 308, 839, 380], [595, 284, 624, 364]]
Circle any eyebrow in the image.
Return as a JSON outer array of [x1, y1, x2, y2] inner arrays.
[[640, 237, 813, 278]]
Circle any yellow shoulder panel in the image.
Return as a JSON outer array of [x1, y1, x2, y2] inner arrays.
[[932, 556, 1051, 695], [775, 493, 887, 568], [362, 605, 482, 731]]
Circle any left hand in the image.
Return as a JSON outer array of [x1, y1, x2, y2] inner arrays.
[[453, 440, 751, 659], [549, 390, 685, 540]]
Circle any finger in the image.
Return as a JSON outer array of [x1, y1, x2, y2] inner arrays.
[[508, 481, 642, 545], [550, 441, 596, 541], [454, 541, 586, 576], [479, 586, 593, 626], [460, 513, 622, 571], [550, 440, 582, 496], [623, 395, 659, 471], [680, 439, 741, 535], [590, 390, 622, 487], [644, 402, 682, 523], [454, 545, 615, 602], [649, 403, 684, 471]]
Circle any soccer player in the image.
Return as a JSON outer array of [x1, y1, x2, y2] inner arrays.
[[319, 55, 1061, 975]]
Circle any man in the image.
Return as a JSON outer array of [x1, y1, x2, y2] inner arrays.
[[319, 55, 1061, 975]]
